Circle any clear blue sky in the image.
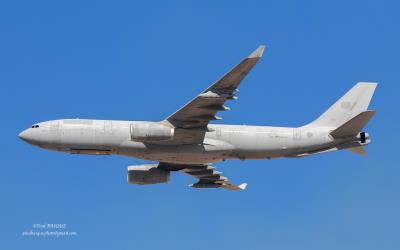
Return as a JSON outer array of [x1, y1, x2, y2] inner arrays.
[[1, 1, 399, 249]]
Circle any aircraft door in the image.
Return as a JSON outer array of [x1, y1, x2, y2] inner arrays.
[[293, 128, 301, 140], [104, 120, 113, 134], [216, 127, 221, 137]]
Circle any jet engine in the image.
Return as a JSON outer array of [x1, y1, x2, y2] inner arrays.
[[130, 122, 174, 142], [357, 131, 370, 144], [127, 164, 170, 184]]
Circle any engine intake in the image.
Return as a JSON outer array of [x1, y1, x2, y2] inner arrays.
[[130, 122, 174, 142], [127, 164, 170, 185]]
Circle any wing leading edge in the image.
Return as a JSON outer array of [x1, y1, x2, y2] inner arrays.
[[165, 45, 265, 130]]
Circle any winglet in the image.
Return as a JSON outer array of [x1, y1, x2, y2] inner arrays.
[[248, 45, 266, 58], [222, 182, 248, 191], [238, 183, 248, 190]]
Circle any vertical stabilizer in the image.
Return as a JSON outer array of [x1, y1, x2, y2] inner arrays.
[[310, 82, 377, 127]]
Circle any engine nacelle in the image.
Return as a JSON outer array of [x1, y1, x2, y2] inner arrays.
[[127, 164, 170, 185], [130, 122, 174, 142], [357, 131, 370, 144]]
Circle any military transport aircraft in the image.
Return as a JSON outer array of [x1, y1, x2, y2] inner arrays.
[[19, 45, 377, 191]]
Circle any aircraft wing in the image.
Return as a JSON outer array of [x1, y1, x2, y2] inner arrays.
[[159, 163, 247, 191], [165, 45, 265, 130]]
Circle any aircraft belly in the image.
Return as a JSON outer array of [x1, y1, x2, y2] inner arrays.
[[116, 138, 233, 164], [149, 142, 231, 164], [119, 149, 227, 164], [228, 131, 295, 159]]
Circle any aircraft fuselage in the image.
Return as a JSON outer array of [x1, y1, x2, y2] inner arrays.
[[18, 119, 360, 164]]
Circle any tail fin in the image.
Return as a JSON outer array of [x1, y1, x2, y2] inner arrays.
[[311, 82, 377, 127]]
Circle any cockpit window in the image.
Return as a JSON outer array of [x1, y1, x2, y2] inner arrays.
[[31, 125, 39, 128]]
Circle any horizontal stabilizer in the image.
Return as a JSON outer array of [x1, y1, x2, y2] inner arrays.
[[330, 110, 376, 138], [348, 147, 368, 155]]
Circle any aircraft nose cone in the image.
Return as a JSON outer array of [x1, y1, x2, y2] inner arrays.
[[18, 129, 33, 143]]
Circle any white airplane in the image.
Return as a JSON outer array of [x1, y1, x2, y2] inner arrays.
[[19, 45, 377, 191]]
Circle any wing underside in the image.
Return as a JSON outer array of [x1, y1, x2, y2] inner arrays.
[[159, 163, 246, 191]]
